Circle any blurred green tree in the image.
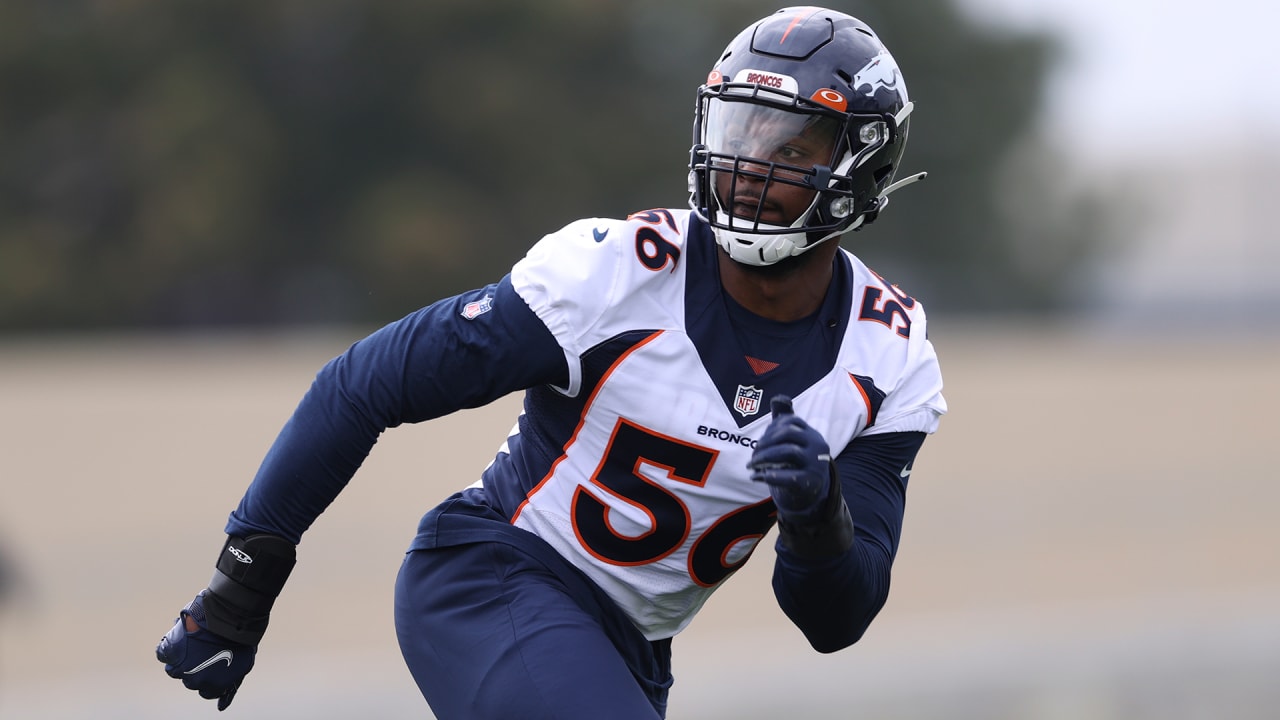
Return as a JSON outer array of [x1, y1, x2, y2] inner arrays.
[[0, 0, 1089, 330]]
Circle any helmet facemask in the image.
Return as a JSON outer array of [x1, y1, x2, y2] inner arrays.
[[690, 82, 900, 266]]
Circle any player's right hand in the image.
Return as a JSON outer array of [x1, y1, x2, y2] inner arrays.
[[156, 591, 256, 711]]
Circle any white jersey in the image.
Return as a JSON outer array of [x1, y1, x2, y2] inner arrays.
[[502, 208, 945, 639]]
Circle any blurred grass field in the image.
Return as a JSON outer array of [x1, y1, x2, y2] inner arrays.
[[1, 323, 1277, 719]]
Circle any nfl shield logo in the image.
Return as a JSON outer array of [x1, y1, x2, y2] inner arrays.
[[461, 294, 493, 320], [734, 385, 763, 417]]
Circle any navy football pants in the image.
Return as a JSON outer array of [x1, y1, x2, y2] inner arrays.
[[394, 540, 672, 719]]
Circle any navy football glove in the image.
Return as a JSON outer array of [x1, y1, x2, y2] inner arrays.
[[749, 395, 834, 522], [157, 533, 296, 710], [156, 591, 256, 711], [749, 395, 855, 556]]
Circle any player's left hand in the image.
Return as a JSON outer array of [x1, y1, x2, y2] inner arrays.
[[748, 395, 834, 523], [156, 591, 257, 711]]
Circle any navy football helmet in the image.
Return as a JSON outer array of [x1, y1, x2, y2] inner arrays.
[[689, 7, 925, 265]]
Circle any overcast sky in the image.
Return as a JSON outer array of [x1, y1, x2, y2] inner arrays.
[[958, 0, 1280, 156], [956, 0, 1279, 327]]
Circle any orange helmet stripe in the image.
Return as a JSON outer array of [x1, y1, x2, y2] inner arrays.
[[779, 8, 821, 45]]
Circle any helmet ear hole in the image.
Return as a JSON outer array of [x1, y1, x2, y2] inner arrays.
[[873, 164, 895, 185]]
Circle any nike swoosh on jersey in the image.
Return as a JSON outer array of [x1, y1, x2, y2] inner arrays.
[[592, 227, 609, 242], [185, 649, 234, 674], [900, 463, 913, 478]]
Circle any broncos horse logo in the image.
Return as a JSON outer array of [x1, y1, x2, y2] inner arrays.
[[852, 53, 902, 98]]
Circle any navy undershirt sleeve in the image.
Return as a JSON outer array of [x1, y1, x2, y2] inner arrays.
[[225, 275, 568, 543], [771, 430, 926, 652]]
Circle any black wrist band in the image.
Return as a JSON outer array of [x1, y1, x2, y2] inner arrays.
[[776, 461, 855, 558], [212, 534, 296, 610], [201, 534, 296, 645]]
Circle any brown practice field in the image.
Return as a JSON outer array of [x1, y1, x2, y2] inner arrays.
[[1, 324, 1277, 719]]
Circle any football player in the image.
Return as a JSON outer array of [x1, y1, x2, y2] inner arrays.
[[157, 7, 946, 718]]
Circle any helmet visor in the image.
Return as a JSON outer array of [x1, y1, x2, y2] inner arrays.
[[702, 99, 841, 229], [704, 99, 841, 182]]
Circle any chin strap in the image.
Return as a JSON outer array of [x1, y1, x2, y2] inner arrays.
[[852, 170, 928, 231], [882, 170, 928, 198]]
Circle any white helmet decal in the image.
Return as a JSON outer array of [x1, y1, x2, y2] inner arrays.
[[852, 53, 902, 98], [730, 68, 800, 95]]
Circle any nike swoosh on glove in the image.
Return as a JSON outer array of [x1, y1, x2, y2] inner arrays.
[[156, 591, 256, 711]]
